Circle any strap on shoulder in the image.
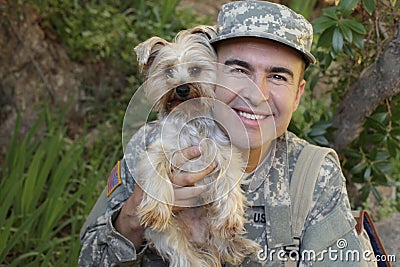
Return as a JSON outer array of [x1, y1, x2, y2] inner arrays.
[[80, 187, 108, 240], [290, 144, 339, 239]]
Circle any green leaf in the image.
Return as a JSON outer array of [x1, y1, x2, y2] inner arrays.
[[310, 128, 326, 136], [308, 70, 320, 91], [338, 0, 360, 15], [313, 135, 330, 146], [368, 133, 386, 144], [391, 109, 400, 121], [343, 44, 355, 57], [374, 162, 392, 175], [351, 162, 366, 174], [370, 112, 388, 123], [317, 26, 335, 48], [365, 116, 386, 131], [339, 23, 353, 42], [322, 53, 333, 68], [332, 27, 344, 52], [313, 121, 332, 129], [0, 204, 46, 262], [374, 151, 390, 161], [303, 110, 312, 123], [344, 148, 363, 160], [362, 0, 375, 15], [387, 138, 398, 157], [322, 6, 339, 20], [390, 126, 400, 136], [0, 215, 14, 255], [363, 166, 371, 181], [371, 185, 382, 202], [341, 19, 367, 34], [312, 16, 337, 34], [359, 183, 371, 201]]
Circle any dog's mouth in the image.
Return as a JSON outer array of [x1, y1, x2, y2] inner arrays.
[[165, 83, 205, 112]]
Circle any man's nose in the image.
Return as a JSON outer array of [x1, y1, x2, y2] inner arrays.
[[246, 74, 270, 105]]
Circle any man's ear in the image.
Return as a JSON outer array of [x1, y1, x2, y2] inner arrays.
[[293, 79, 306, 112], [134, 37, 168, 73]]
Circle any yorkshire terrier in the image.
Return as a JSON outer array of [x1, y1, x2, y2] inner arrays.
[[133, 25, 259, 267]]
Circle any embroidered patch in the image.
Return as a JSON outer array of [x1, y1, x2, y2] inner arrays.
[[107, 161, 121, 197]]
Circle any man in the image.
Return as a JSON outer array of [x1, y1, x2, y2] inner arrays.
[[79, 1, 369, 266]]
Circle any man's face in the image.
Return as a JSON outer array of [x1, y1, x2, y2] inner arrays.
[[213, 37, 306, 152]]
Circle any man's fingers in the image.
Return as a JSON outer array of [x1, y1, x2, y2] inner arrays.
[[172, 162, 217, 187], [171, 146, 201, 167]]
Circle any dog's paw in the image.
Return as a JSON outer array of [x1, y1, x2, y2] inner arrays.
[[137, 201, 172, 230], [213, 212, 245, 239], [220, 236, 261, 265]]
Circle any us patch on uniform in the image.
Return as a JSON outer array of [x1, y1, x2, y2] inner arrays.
[[107, 161, 122, 197]]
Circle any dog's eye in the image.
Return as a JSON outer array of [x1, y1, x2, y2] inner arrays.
[[165, 68, 174, 78], [189, 66, 201, 76]]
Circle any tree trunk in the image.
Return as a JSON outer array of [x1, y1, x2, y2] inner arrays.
[[331, 23, 400, 152]]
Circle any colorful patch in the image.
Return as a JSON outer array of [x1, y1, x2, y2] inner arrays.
[[107, 161, 122, 197]]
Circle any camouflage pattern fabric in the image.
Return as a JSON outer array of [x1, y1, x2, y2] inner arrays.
[[78, 122, 367, 266]]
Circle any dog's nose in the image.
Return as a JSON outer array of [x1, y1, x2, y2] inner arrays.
[[176, 84, 190, 98]]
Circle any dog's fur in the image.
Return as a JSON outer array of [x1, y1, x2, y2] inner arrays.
[[134, 26, 259, 267]]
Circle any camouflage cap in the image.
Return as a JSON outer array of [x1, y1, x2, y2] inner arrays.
[[210, 0, 316, 65]]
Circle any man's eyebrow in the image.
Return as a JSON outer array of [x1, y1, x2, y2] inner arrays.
[[269, 67, 294, 78], [225, 59, 295, 78], [224, 59, 252, 70]]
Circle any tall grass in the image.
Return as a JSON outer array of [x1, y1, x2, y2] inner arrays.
[[0, 108, 119, 265]]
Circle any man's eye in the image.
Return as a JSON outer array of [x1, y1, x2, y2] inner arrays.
[[165, 68, 174, 78], [272, 74, 287, 81], [189, 66, 201, 76], [231, 67, 248, 75]]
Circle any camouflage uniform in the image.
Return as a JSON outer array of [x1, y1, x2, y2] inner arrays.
[[79, 122, 367, 266]]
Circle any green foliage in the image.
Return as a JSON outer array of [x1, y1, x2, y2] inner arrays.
[[343, 97, 400, 201], [311, 0, 367, 68], [289, 0, 318, 19], [33, 0, 208, 73], [0, 108, 118, 265], [292, 0, 400, 206], [363, 194, 400, 220]]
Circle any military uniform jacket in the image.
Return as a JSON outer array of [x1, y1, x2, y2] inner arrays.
[[79, 122, 369, 266]]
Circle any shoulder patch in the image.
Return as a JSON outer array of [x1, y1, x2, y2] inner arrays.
[[107, 161, 122, 197]]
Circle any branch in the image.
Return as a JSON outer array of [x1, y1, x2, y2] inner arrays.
[[331, 23, 400, 152]]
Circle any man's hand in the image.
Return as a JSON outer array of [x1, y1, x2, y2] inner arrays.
[[113, 146, 216, 249]]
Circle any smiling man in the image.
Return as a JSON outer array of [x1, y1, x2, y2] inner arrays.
[[213, 37, 306, 172], [209, 1, 370, 266]]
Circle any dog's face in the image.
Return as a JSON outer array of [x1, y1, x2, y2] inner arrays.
[[135, 26, 217, 114]]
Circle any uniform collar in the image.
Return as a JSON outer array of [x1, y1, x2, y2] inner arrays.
[[246, 132, 289, 193]]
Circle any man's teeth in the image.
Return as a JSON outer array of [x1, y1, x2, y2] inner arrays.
[[238, 110, 267, 120]]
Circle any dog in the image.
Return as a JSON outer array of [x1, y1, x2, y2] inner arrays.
[[133, 25, 260, 267]]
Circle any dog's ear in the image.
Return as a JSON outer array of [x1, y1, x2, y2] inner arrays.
[[134, 37, 168, 73], [189, 25, 217, 40]]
